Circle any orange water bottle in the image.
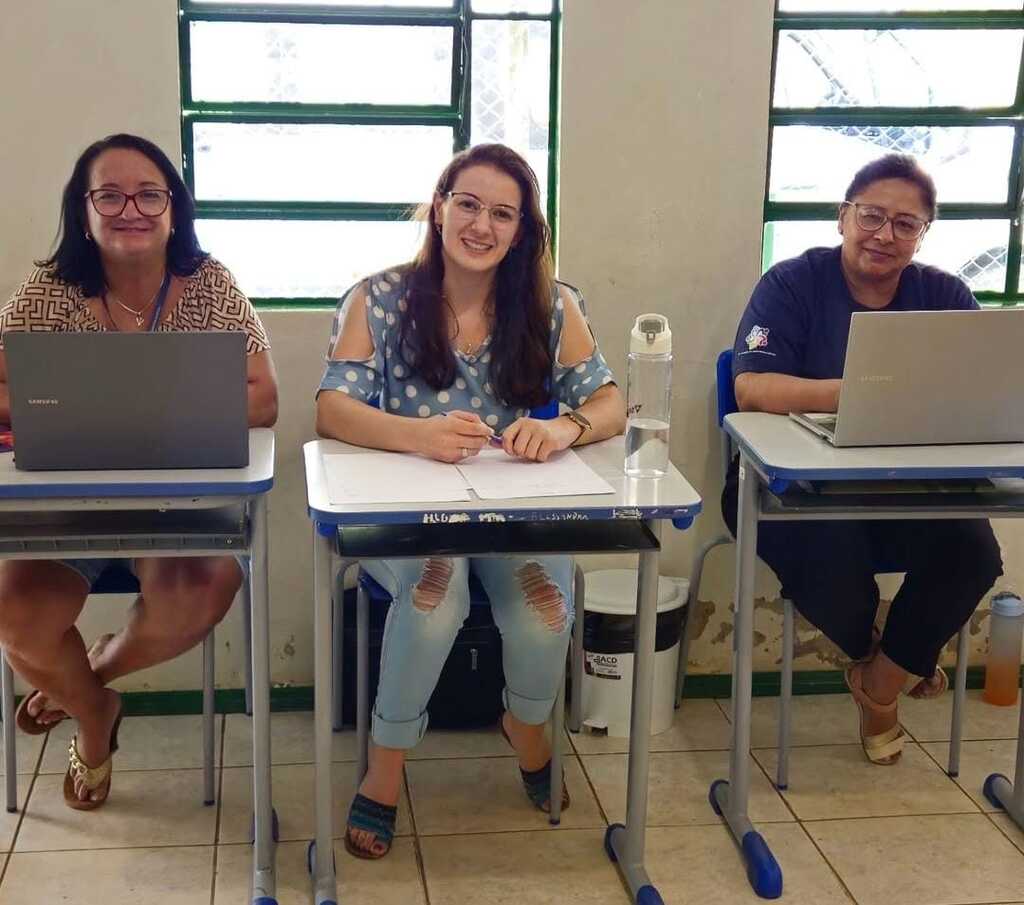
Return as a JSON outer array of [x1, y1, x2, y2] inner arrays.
[[983, 592, 1024, 707]]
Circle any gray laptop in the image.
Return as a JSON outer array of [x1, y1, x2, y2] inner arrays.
[[5, 331, 248, 470], [789, 309, 1024, 447]]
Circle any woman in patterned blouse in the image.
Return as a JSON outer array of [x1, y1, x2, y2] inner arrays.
[[0, 133, 278, 810], [316, 144, 626, 859]]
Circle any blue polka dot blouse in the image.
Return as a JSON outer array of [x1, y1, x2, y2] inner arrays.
[[318, 269, 616, 432]]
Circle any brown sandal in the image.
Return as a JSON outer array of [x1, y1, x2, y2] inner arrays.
[[15, 690, 61, 736], [845, 662, 905, 766], [63, 709, 123, 811]]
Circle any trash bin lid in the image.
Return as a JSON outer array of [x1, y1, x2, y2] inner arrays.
[[583, 569, 688, 616]]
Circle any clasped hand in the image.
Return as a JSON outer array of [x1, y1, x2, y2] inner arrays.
[[419, 411, 576, 463]]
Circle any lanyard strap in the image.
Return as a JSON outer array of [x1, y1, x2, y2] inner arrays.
[[147, 271, 173, 332]]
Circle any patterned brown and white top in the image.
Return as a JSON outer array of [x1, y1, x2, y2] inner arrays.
[[0, 257, 270, 354]]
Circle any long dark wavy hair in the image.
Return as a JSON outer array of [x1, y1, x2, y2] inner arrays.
[[398, 143, 555, 408], [37, 133, 207, 297]]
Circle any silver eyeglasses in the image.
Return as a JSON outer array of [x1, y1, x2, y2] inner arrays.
[[841, 202, 929, 241], [445, 192, 522, 227]]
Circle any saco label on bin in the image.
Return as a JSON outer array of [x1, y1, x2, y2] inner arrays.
[[585, 652, 622, 680]]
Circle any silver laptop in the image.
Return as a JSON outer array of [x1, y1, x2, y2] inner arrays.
[[5, 332, 248, 470], [789, 309, 1024, 447]]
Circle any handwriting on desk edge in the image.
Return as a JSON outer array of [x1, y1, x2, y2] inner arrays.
[[422, 512, 471, 524]]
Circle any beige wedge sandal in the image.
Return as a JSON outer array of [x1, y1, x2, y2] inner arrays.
[[845, 662, 905, 766]]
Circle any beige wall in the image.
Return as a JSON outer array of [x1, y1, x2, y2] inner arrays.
[[0, 0, 1014, 692]]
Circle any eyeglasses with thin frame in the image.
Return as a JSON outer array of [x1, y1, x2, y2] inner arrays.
[[841, 201, 929, 241], [445, 191, 522, 228], [85, 188, 172, 218]]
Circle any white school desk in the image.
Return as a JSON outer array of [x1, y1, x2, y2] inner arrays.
[[303, 436, 701, 905], [719, 412, 1024, 899], [0, 429, 278, 905]]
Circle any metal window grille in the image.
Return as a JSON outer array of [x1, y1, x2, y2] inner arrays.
[[765, 4, 1024, 304], [178, 1, 561, 306]]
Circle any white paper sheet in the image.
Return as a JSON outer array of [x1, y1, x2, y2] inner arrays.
[[456, 448, 615, 500], [324, 453, 470, 505]]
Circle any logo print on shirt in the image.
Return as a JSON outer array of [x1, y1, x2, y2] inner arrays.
[[745, 325, 770, 352]]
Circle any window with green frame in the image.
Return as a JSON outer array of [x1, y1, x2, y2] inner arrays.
[[178, 0, 560, 306], [764, 1, 1024, 305]]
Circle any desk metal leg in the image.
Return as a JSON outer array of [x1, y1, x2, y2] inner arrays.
[[983, 679, 1024, 831], [249, 495, 277, 905], [356, 582, 370, 782], [948, 626, 969, 777], [568, 566, 585, 733], [709, 456, 783, 899], [2, 652, 16, 812], [310, 527, 339, 905], [604, 519, 665, 905], [202, 631, 216, 806]]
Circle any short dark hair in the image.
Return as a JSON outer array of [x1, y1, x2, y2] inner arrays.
[[37, 133, 206, 297], [844, 153, 937, 221]]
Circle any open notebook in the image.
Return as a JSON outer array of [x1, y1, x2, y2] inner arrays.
[[324, 447, 615, 505]]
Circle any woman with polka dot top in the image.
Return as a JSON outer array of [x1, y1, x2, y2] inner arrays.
[[315, 144, 626, 859]]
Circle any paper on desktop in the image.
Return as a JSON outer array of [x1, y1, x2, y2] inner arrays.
[[324, 453, 471, 505], [456, 447, 614, 500]]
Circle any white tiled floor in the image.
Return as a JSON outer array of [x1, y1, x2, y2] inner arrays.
[[0, 691, 1022, 904]]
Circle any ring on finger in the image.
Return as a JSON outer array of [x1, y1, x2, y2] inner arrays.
[[461, 447, 469, 458]]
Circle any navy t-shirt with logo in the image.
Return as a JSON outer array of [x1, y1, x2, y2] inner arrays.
[[732, 245, 978, 381]]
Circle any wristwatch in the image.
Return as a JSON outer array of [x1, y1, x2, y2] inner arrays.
[[562, 409, 592, 445]]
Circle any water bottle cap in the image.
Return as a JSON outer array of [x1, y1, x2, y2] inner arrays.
[[991, 592, 1024, 618], [630, 313, 672, 355]]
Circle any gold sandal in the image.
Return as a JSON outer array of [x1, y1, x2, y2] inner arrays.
[[63, 710, 123, 811], [845, 663, 904, 766]]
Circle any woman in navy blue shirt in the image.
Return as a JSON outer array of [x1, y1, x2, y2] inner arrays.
[[724, 153, 1002, 766]]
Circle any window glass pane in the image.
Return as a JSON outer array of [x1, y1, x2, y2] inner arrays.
[[769, 125, 1014, 204], [779, 1, 1021, 10], [920, 219, 1009, 292], [190, 22, 453, 105], [197, 220, 425, 298], [761, 219, 1008, 292], [193, 123, 452, 203], [472, 0, 553, 12], [774, 30, 1022, 108], [471, 20, 551, 205]]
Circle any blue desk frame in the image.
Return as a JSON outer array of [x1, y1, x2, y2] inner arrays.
[[0, 429, 278, 905], [303, 436, 701, 905], [716, 412, 1024, 898]]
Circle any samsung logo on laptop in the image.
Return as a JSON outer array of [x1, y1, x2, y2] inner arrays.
[[27, 398, 59, 405], [858, 375, 894, 383]]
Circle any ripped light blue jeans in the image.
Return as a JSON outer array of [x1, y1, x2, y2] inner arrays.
[[362, 555, 575, 750]]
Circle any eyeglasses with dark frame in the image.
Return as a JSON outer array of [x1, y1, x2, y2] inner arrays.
[[445, 191, 522, 228], [840, 201, 930, 241], [85, 188, 173, 218]]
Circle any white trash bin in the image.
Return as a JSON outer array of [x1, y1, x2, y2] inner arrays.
[[579, 569, 689, 738]]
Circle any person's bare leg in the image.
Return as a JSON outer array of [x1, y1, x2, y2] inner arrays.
[[350, 743, 405, 856], [858, 650, 907, 737], [27, 556, 240, 723], [0, 561, 121, 801], [501, 711, 550, 772], [90, 556, 241, 683]]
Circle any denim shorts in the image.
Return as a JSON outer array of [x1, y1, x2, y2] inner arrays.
[[56, 555, 247, 591]]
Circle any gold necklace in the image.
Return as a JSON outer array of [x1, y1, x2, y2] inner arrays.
[[106, 274, 167, 328], [444, 291, 491, 356]]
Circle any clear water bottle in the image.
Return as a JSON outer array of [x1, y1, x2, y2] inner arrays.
[[625, 313, 672, 478], [983, 591, 1024, 707]]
